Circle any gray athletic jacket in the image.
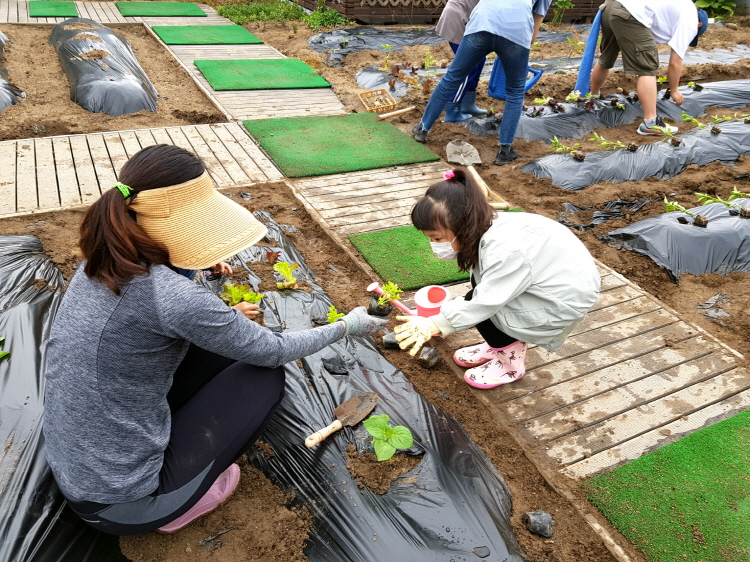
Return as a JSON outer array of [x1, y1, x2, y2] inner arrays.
[[431, 213, 601, 351], [43, 264, 344, 504]]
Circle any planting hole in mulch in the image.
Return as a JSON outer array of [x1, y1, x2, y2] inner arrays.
[[344, 444, 422, 495], [0, 24, 224, 140]]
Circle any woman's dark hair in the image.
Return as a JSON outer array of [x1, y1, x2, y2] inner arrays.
[[79, 144, 205, 294], [411, 168, 494, 272]]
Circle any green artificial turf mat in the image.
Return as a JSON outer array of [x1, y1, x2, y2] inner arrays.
[[115, 2, 206, 16], [348, 226, 469, 290], [586, 409, 750, 562], [28, 1, 77, 17], [243, 113, 439, 177], [151, 25, 262, 45], [195, 59, 330, 91]]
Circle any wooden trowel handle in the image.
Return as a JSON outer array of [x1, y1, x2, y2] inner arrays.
[[305, 419, 343, 447]]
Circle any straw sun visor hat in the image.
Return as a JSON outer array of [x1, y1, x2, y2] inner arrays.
[[127, 171, 267, 270]]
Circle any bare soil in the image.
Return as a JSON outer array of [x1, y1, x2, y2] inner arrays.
[[0, 24, 224, 141], [344, 444, 423, 495]]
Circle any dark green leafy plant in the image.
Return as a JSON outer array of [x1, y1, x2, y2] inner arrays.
[[695, 0, 735, 18], [327, 305, 345, 323], [220, 284, 264, 306], [304, 1, 353, 31], [362, 414, 414, 462], [217, 0, 306, 24]]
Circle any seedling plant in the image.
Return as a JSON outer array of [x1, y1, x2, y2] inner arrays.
[[664, 196, 709, 226], [380, 44, 393, 72], [696, 190, 750, 217], [687, 81, 704, 91], [566, 36, 585, 58], [550, 136, 585, 160], [0, 336, 8, 362], [378, 281, 403, 307], [327, 305, 345, 323], [655, 125, 681, 146], [681, 111, 705, 128], [274, 261, 299, 289], [220, 284, 263, 306], [362, 414, 414, 462], [551, 0, 574, 24]]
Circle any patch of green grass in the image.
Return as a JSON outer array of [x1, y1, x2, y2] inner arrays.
[[349, 226, 469, 290], [217, 0, 352, 30], [586, 409, 750, 562]]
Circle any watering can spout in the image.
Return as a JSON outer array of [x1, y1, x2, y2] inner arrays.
[[367, 282, 417, 316]]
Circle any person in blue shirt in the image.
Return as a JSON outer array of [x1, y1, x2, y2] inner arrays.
[[413, 0, 552, 165]]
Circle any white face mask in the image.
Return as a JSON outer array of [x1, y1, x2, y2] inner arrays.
[[430, 239, 458, 261]]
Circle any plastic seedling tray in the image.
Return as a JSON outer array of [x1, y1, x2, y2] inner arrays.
[[359, 88, 397, 113]]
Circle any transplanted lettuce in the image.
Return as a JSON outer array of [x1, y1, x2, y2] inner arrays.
[[362, 414, 413, 462], [220, 284, 264, 306], [327, 305, 345, 323], [273, 261, 298, 289]]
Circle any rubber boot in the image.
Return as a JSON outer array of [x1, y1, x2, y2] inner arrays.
[[460, 91, 488, 116], [444, 102, 472, 123]]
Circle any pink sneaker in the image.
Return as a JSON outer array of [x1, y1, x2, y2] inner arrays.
[[157, 463, 241, 534], [463, 342, 528, 389], [453, 342, 499, 368]]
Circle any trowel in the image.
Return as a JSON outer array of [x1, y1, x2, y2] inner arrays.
[[305, 392, 379, 447], [446, 140, 509, 211]]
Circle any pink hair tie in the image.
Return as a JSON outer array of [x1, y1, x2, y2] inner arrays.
[[443, 170, 455, 180]]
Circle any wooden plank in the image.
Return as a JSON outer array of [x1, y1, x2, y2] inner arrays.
[[545, 367, 750, 466], [86, 134, 117, 191], [589, 284, 644, 312], [313, 187, 432, 212], [17, 0, 27, 22], [562, 387, 750, 479], [305, 182, 433, 204], [295, 162, 445, 187], [133, 128, 158, 150], [172, 45, 284, 60], [15, 140, 36, 212], [68, 134, 100, 204], [0, 141, 16, 215], [148, 127, 174, 146], [74, 1, 91, 20], [118, 130, 142, 159], [52, 136, 82, 208], [179, 126, 234, 188], [84, 1, 106, 22], [519, 349, 737, 444], [297, 173, 442, 196], [101, 132, 128, 178], [34, 138, 60, 210], [194, 125, 252, 185], [326, 201, 417, 226], [599, 273, 626, 291], [570, 296, 662, 337], [210, 123, 268, 185], [223, 122, 283, 181], [7, 0, 18, 22], [334, 214, 413, 234], [0, 0, 10, 23]]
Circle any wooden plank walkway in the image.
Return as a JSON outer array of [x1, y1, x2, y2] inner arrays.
[[0, 1, 229, 24], [0, 123, 282, 217]]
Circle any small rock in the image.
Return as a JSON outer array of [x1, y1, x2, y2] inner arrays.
[[382, 331, 400, 350], [417, 346, 441, 368], [523, 510, 553, 538]]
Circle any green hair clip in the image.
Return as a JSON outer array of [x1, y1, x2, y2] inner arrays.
[[114, 182, 132, 198]]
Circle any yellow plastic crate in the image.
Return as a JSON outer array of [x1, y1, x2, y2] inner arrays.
[[359, 89, 397, 113]]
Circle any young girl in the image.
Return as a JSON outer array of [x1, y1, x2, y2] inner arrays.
[[394, 169, 600, 389], [43, 145, 387, 535]]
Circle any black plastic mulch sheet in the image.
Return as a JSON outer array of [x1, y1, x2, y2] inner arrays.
[[599, 198, 750, 281], [558, 199, 652, 231], [3, 214, 523, 561], [523, 120, 750, 191], [517, 79, 750, 142], [308, 26, 445, 66], [49, 18, 157, 116], [200, 212, 524, 562], [0, 235, 127, 562], [0, 31, 25, 113]]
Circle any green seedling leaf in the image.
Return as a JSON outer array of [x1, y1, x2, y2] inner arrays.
[[220, 284, 263, 307], [664, 196, 696, 216], [0, 336, 7, 362], [363, 413, 414, 461], [728, 186, 750, 200], [378, 281, 403, 307], [273, 261, 298, 289], [327, 305, 345, 323], [533, 97, 552, 106]]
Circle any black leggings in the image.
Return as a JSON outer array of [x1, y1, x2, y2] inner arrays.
[[465, 278, 518, 349], [68, 345, 285, 535]]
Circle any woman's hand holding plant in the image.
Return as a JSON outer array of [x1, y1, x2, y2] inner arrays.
[[393, 316, 441, 356], [209, 261, 233, 276], [233, 302, 260, 319]]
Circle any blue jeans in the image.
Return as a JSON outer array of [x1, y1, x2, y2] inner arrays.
[[422, 32, 530, 145], [449, 42, 485, 103]]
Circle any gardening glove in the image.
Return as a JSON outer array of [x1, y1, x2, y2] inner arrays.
[[340, 306, 389, 337], [393, 316, 441, 356]]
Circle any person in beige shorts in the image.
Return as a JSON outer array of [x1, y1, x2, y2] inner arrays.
[[589, 0, 708, 136]]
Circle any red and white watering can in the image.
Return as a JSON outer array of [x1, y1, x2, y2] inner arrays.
[[367, 282, 452, 317]]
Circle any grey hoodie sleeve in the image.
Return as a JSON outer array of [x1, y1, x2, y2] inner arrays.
[[153, 269, 345, 367]]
